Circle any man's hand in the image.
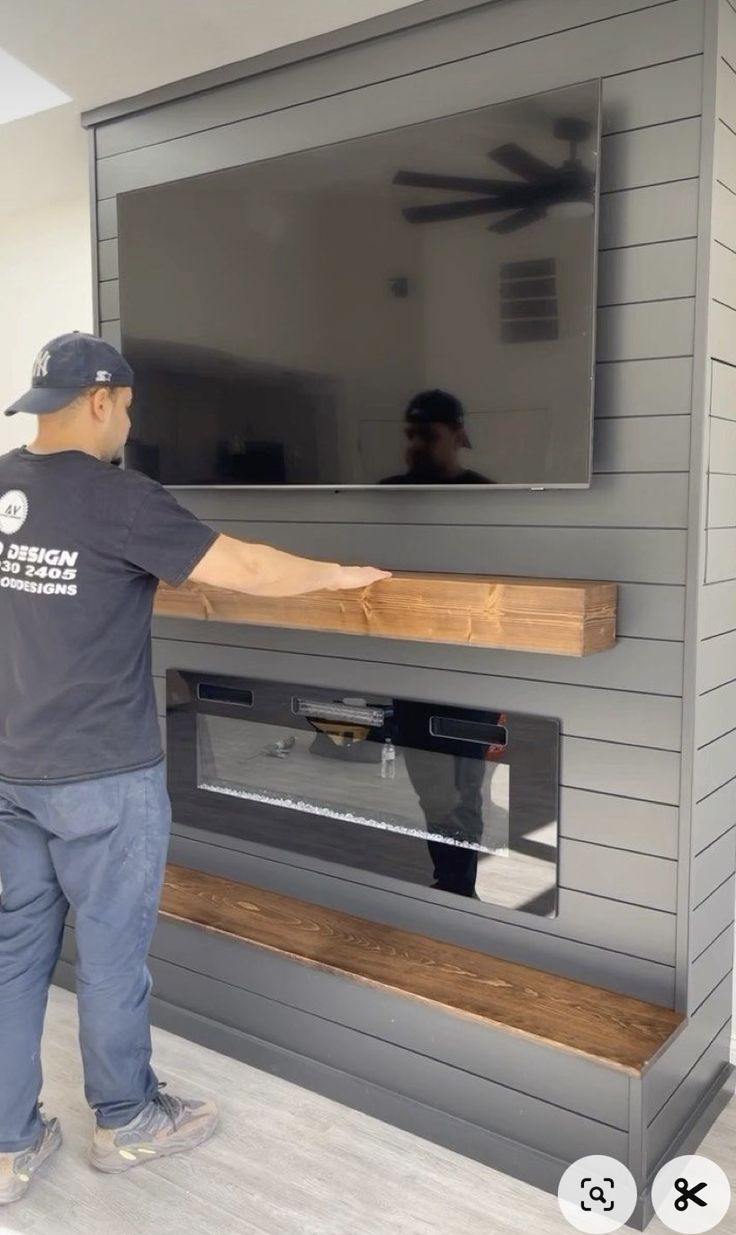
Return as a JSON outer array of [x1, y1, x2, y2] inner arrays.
[[322, 565, 392, 591]]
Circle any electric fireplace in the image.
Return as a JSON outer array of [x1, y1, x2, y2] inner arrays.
[[167, 671, 560, 916]]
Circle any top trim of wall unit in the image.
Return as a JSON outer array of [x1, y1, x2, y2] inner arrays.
[[80, 0, 500, 128]]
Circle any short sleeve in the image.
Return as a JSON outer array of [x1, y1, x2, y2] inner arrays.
[[123, 484, 219, 585]]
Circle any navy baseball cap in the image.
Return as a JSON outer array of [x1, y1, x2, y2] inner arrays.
[[405, 389, 472, 448], [4, 331, 134, 417]]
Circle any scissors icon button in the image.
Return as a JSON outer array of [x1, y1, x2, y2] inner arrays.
[[674, 1178, 708, 1212], [652, 1156, 731, 1232]]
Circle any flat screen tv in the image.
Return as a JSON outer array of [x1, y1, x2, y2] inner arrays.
[[118, 79, 601, 489]]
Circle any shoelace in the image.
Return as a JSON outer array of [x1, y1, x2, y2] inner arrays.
[[154, 1083, 181, 1124]]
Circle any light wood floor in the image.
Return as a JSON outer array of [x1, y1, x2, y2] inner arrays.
[[7, 986, 735, 1235]]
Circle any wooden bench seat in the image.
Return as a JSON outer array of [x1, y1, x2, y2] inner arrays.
[[160, 864, 684, 1077]]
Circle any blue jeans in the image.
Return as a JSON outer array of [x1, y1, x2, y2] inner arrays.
[[0, 761, 171, 1151]]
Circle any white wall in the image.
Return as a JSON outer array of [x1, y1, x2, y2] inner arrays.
[[0, 195, 93, 454]]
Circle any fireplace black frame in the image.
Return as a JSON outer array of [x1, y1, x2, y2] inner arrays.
[[166, 669, 561, 917]]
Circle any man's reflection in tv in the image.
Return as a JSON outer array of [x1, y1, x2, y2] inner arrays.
[[381, 390, 492, 485], [393, 700, 503, 899]]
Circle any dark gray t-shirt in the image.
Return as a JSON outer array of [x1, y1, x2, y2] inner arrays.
[[0, 448, 218, 784]]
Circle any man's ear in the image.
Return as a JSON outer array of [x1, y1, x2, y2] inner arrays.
[[89, 386, 112, 423]]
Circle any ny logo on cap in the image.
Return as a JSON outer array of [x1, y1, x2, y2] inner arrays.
[[32, 349, 51, 379]]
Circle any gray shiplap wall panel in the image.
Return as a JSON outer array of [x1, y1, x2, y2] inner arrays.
[[691, 779, 736, 855], [594, 356, 693, 416], [706, 527, 736, 581], [151, 627, 683, 696], [597, 300, 695, 363], [711, 235, 736, 308], [646, 1023, 732, 1171], [98, 238, 117, 281], [690, 874, 735, 959], [696, 627, 736, 691], [561, 737, 680, 805], [718, 38, 736, 128], [709, 300, 736, 366], [599, 179, 699, 250], [715, 117, 736, 195], [176, 472, 689, 529], [598, 239, 697, 306], [691, 825, 736, 905], [689, 927, 735, 1010], [707, 473, 736, 527], [700, 583, 736, 638], [99, 279, 119, 322], [645, 971, 733, 1123], [558, 789, 678, 858], [710, 357, 736, 419], [95, 1, 705, 201], [96, 196, 117, 241], [94, 1, 700, 161], [599, 116, 700, 193], [593, 414, 690, 471], [100, 319, 121, 349], [709, 414, 736, 466], [616, 585, 685, 640], [697, 676, 736, 745], [694, 727, 736, 800], [205, 520, 688, 586], [559, 841, 677, 911], [712, 176, 736, 246]]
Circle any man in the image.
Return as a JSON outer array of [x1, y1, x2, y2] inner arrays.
[[0, 332, 390, 1205], [380, 389, 491, 485]]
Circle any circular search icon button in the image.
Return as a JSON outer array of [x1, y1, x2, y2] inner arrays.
[[558, 1155, 638, 1232]]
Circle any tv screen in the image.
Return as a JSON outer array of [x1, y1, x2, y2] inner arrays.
[[118, 79, 600, 489]]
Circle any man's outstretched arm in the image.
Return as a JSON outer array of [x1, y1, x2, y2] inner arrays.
[[188, 534, 391, 598]]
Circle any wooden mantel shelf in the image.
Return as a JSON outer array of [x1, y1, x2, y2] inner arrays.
[[155, 572, 616, 657]]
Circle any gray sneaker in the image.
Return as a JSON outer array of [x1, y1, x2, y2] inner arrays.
[[0, 1115, 62, 1205], [90, 1086, 218, 1174]]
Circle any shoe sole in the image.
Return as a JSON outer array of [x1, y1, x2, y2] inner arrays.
[[89, 1114, 218, 1174], [0, 1124, 63, 1205]]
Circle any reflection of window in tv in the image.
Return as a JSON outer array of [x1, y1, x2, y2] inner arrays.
[[500, 258, 559, 343]]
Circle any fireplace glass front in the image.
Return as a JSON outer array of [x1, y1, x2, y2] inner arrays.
[[167, 671, 560, 916]]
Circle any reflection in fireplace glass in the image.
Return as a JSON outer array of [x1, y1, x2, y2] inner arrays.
[[197, 711, 511, 854], [167, 672, 560, 916]]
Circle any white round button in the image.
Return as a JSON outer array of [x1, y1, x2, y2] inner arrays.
[[558, 1155, 638, 1232], [651, 1155, 731, 1233]]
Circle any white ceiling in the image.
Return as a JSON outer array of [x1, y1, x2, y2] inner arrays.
[[0, 0, 421, 216]]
